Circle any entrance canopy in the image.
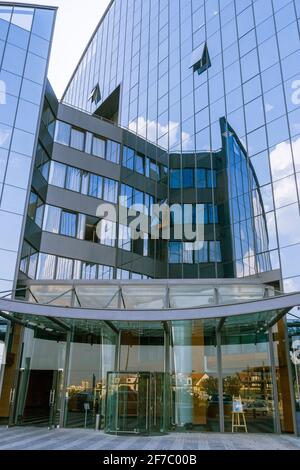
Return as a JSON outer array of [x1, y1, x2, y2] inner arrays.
[[0, 279, 299, 327], [1, 280, 299, 435]]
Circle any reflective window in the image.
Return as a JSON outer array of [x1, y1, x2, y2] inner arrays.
[[0, 93, 18, 126], [123, 146, 135, 169], [209, 241, 222, 262], [11, 129, 34, 156], [43, 205, 61, 233], [1, 185, 26, 214], [54, 121, 71, 146], [5, 152, 31, 189], [11, 7, 34, 31], [170, 170, 181, 189], [183, 169, 194, 188], [36, 253, 56, 280], [195, 242, 208, 263], [60, 210, 77, 237], [2, 43, 26, 76], [15, 99, 39, 134], [32, 8, 54, 41], [56, 257, 73, 280], [0, 123, 13, 149], [221, 317, 276, 433], [82, 262, 97, 280], [98, 219, 116, 247], [0, 210, 22, 251], [98, 264, 113, 280], [106, 139, 120, 163], [70, 127, 85, 151], [118, 224, 131, 251], [168, 242, 182, 264], [0, 70, 22, 97], [89, 174, 102, 199], [49, 161, 66, 187], [92, 135, 105, 158], [29, 33, 49, 59], [135, 153, 144, 175], [0, 148, 8, 182], [196, 169, 206, 188], [28, 190, 44, 227], [20, 79, 43, 105], [103, 179, 118, 203], [7, 23, 30, 50], [66, 166, 81, 192], [24, 52, 46, 84], [0, 18, 9, 41]]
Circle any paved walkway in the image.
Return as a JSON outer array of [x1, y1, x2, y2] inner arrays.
[[0, 427, 300, 450]]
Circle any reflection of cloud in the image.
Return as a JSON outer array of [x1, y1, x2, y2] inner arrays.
[[265, 103, 274, 113], [0, 80, 6, 105], [273, 175, 297, 208], [283, 278, 300, 294], [129, 116, 192, 150], [292, 136, 300, 169], [269, 140, 293, 180], [269, 140, 299, 207], [276, 203, 300, 247], [0, 128, 11, 147], [236, 248, 256, 277]]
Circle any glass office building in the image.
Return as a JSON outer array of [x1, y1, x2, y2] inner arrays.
[[0, 1, 300, 436], [0, 3, 55, 294]]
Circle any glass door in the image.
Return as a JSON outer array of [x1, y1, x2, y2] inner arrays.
[[10, 327, 67, 428], [149, 372, 168, 433], [105, 372, 168, 435], [106, 372, 150, 434], [49, 369, 64, 428]]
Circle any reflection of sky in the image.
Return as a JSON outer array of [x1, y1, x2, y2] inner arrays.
[[129, 116, 192, 151], [0, 80, 6, 105], [270, 139, 298, 208], [269, 141, 294, 181], [0, 124, 11, 148]]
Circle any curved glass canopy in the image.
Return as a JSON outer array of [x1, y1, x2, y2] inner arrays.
[[23, 280, 273, 310]]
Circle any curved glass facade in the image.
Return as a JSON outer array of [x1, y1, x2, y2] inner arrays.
[[62, 0, 300, 292], [0, 1, 300, 437]]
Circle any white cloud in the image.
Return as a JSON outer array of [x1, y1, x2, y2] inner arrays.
[[129, 116, 192, 151], [0, 80, 6, 105], [265, 103, 274, 113], [0, 127, 11, 147], [269, 140, 294, 181], [292, 135, 300, 170]]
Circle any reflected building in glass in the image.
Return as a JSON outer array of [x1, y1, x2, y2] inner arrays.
[[0, 1, 300, 436]]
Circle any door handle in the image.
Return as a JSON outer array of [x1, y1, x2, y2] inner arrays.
[[49, 390, 55, 406], [9, 388, 15, 405], [52, 390, 56, 406]]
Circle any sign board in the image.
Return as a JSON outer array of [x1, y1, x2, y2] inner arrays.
[[84, 403, 90, 411], [290, 339, 300, 365], [232, 397, 243, 413]]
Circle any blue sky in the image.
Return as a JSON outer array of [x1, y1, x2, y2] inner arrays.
[[4, 0, 111, 98]]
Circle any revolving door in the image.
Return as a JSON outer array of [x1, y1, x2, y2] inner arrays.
[[105, 372, 169, 435]]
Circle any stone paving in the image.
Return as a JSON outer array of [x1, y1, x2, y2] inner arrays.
[[0, 427, 300, 450]]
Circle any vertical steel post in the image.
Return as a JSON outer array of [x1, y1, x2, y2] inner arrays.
[[217, 327, 224, 433], [268, 327, 281, 434], [59, 329, 72, 428]]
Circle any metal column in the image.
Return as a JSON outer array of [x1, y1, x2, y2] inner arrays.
[[216, 326, 224, 433], [268, 327, 281, 434], [59, 329, 72, 428]]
